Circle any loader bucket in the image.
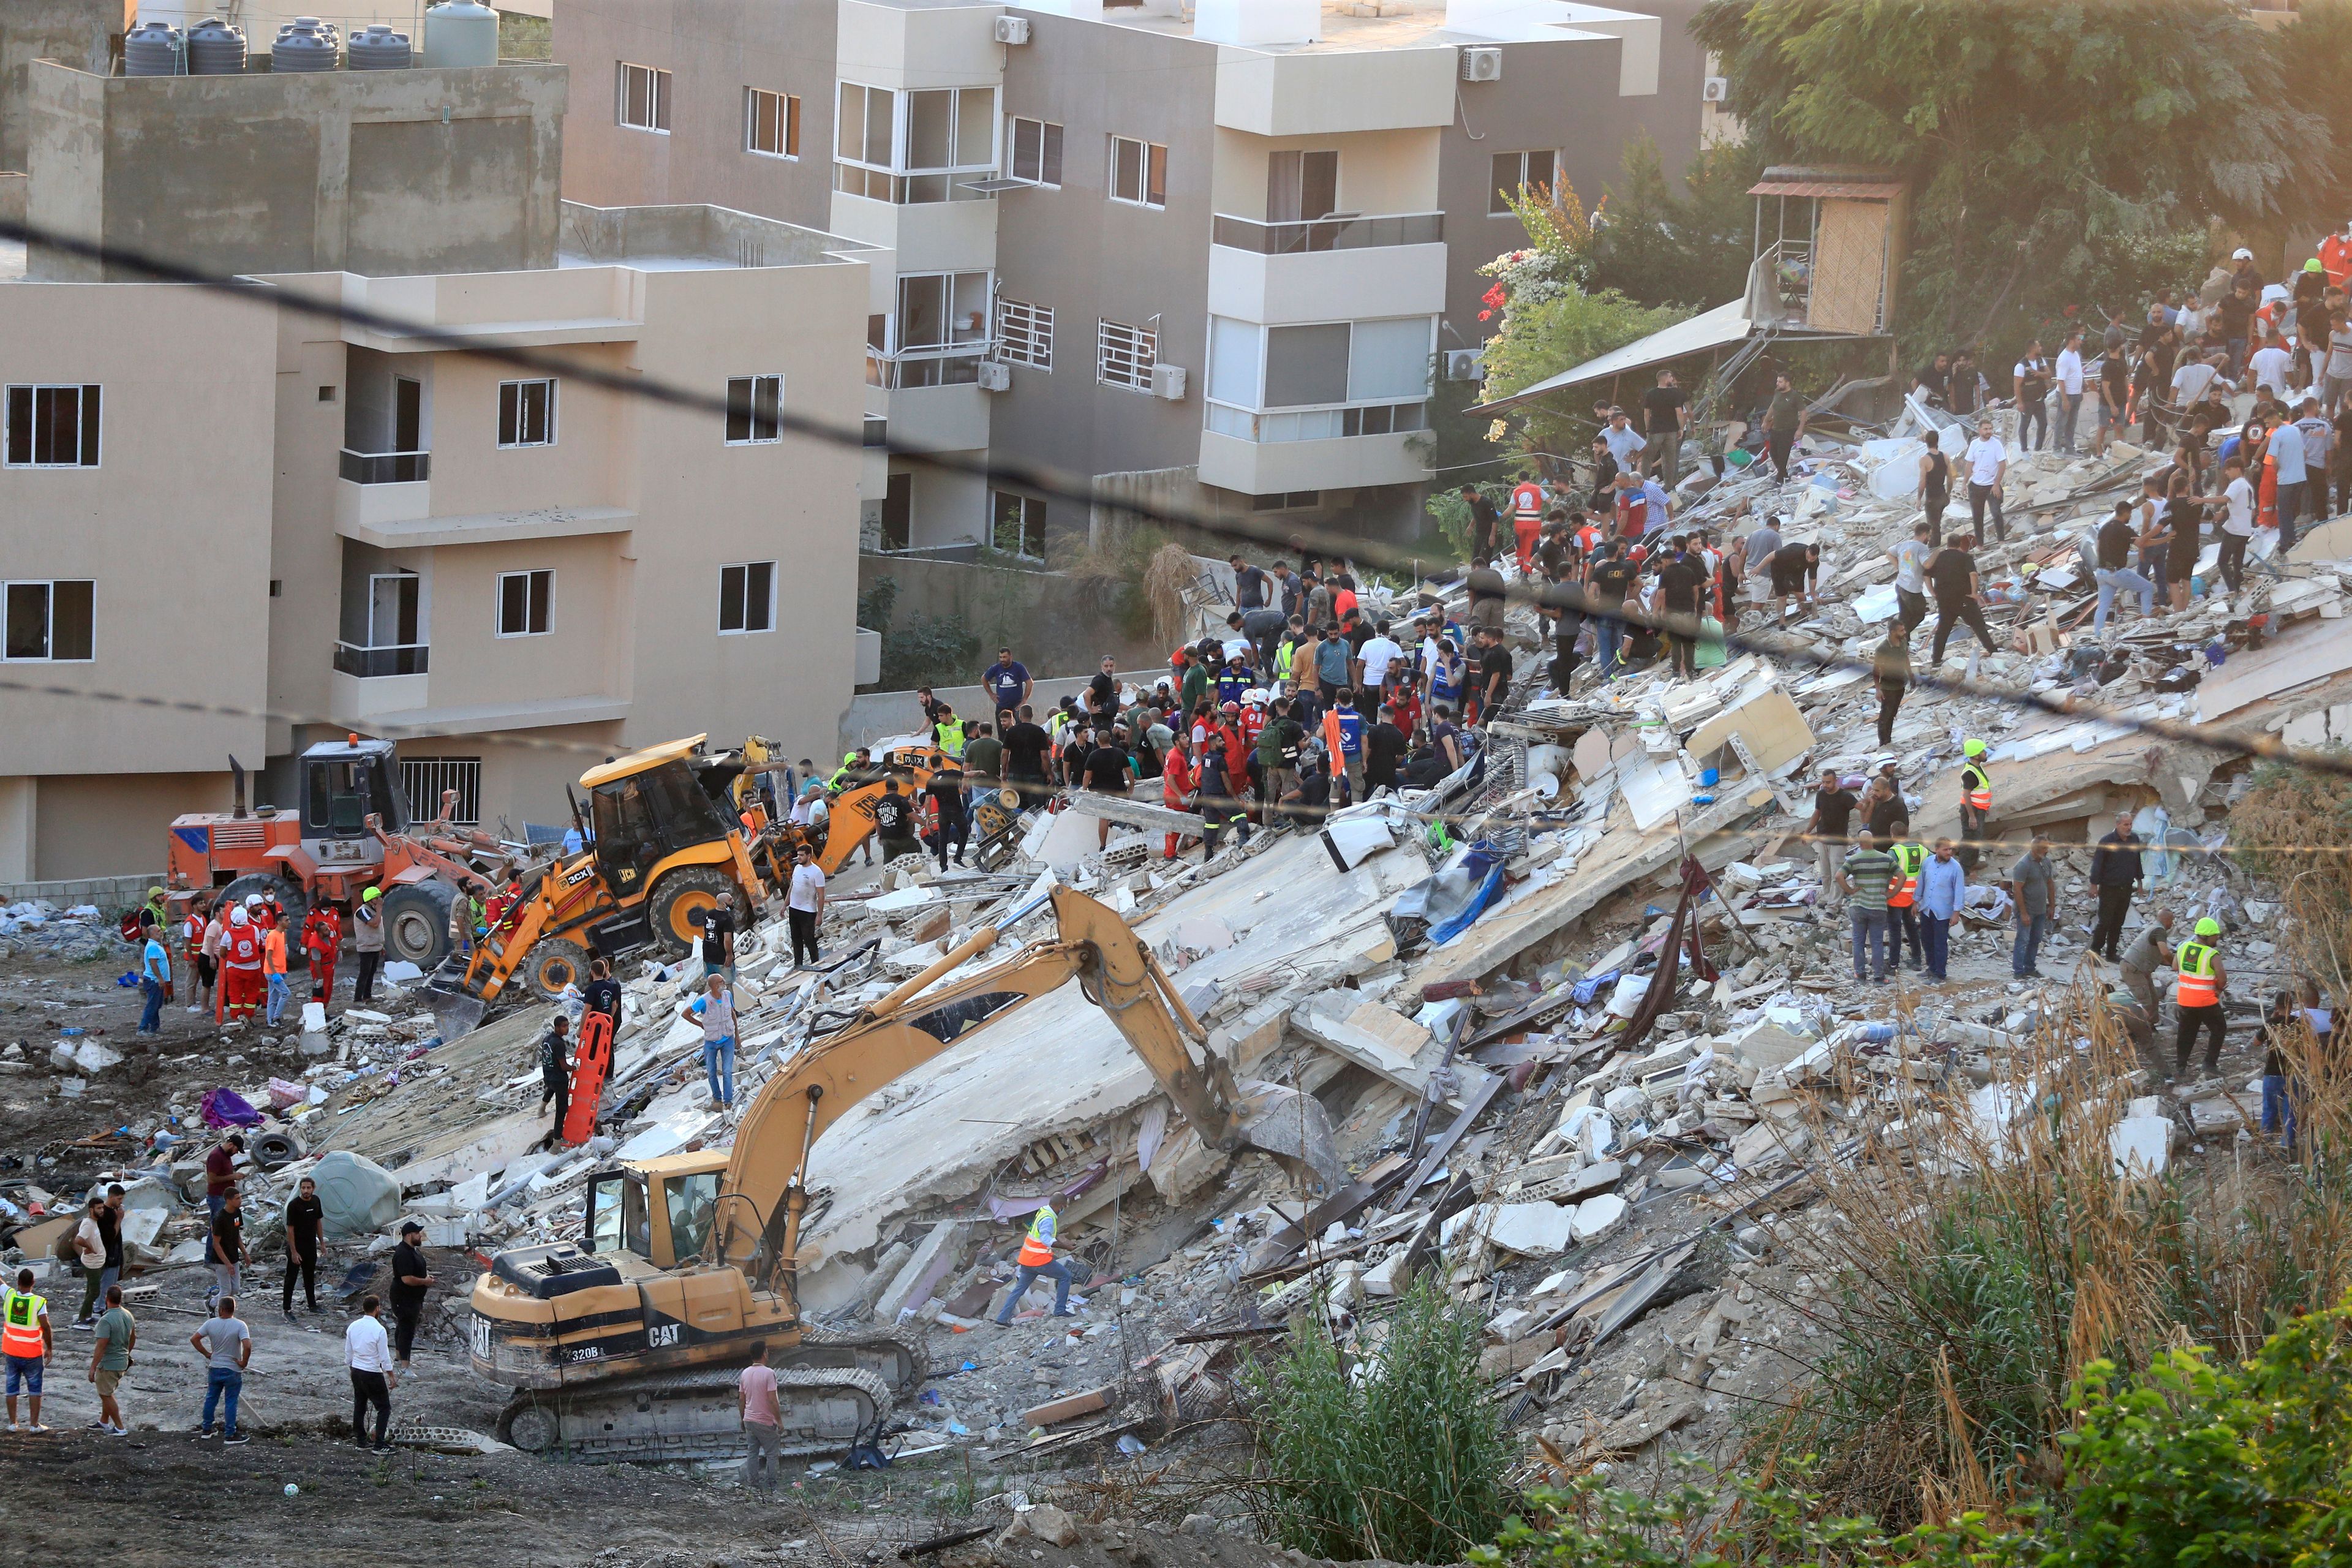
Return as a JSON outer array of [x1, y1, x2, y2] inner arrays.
[[1232, 1081, 1344, 1197], [421, 958, 488, 1039]]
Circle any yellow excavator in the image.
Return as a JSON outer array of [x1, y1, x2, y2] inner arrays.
[[465, 884, 1341, 1461]]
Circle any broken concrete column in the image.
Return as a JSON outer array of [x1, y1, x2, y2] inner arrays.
[[873, 1219, 970, 1321]]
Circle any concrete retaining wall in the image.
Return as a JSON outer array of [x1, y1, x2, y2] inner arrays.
[[858, 554, 1163, 685], [1, 872, 162, 911]]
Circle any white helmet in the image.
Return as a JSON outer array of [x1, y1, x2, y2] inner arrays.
[[243, 894, 262, 908], [230, 906, 251, 926], [1243, 687, 1268, 706]]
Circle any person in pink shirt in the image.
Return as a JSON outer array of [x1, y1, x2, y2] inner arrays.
[[739, 1342, 782, 1491]]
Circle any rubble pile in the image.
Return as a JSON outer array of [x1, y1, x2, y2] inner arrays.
[[0, 899, 118, 962]]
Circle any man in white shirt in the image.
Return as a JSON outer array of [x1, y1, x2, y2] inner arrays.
[[785, 843, 826, 970], [2250, 334, 2295, 400], [1356, 621, 1404, 692], [2054, 330, 2087, 453], [2218, 455, 2256, 593], [1602, 407, 1645, 472], [345, 1293, 396, 1450], [2271, 411, 2309, 549], [2295, 396, 2333, 525], [2171, 353, 2224, 412], [1962, 418, 2008, 542]]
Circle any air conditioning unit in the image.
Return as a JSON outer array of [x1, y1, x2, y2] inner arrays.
[[994, 15, 1031, 43], [1702, 75, 1729, 103], [1152, 363, 1188, 401], [976, 359, 1012, 392], [1443, 349, 1485, 383], [1460, 45, 1502, 83]]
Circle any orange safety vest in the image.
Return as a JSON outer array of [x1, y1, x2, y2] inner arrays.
[[1, 1287, 46, 1357], [1962, 762, 1992, 812], [1510, 481, 1545, 522], [2175, 941, 2218, 1008], [1888, 844, 1923, 909], [1016, 1207, 1057, 1267]]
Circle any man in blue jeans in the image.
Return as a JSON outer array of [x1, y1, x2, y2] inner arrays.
[[2007, 836, 2056, 979], [994, 1204, 1077, 1326], [190, 1295, 251, 1443], [137, 912, 172, 1035], [1915, 838, 1967, 982], [686, 973, 736, 1109]]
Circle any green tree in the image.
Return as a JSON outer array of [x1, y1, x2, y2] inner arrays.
[[1589, 135, 1766, 311], [1692, 0, 2322, 355], [1476, 283, 1687, 460]]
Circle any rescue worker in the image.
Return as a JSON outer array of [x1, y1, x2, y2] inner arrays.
[[1886, 821, 1926, 973], [992, 1202, 1076, 1325], [2, 1265, 54, 1433], [217, 905, 265, 1025], [1508, 473, 1547, 573], [351, 886, 385, 1004], [2173, 916, 2230, 1080], [2118, 907, 2174, 1025], [141, 885, 169, 933], [538, 1014, 572, 1141], [184, 894, 216, 1013], [1160, 733, 1197, 861], [302, 900, 341, 1004], [933, 703, 967, 763], [1959, 740, 1993, 842]]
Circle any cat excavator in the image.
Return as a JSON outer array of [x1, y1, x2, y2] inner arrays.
[[465, 884, 1341, 1462]]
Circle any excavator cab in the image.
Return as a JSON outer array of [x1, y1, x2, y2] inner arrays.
[[584, 1155, 728, 1270], [296, 737, 412, 870]]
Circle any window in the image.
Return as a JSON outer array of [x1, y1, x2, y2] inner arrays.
[[496, 570, 553, 638], [718, 560, 775, 634], [1204, 314, 1434, 442], [1489, 149, 1555, 215], [875, 273, 992, 386], [725, 374, 783, 444], [617, 62, 671, 133], [2, 580, 94, 662], [399, 757, 481, 826], [1008, 116, 1063, 186], [1109, 135, 1167, 208], [991, 492, 1046, 559], [745, 87, 800, 158], [1265, 149, 1338, 222], [835, 81, 997, 203], [497, 379, 557, 448], [4, 385, 100, 468], [994, 298, 1054, 371], [1097, 318, 1158, 392], [317, 385, 337, 403]]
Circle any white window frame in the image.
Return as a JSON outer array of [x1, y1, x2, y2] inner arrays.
[[4, 383, 102, 469], [1109, 135, 1167, 209], [617, 62, 671, 134], [745, 86, 800, 159], [725, 374, 785, 445], [497, 379, 559, 449], [990, 492, 1047, 559], [993, 298, 1054, 371], [1096, 318, 1158, 393], [1, 579, 95, 662], [400, 757, 481, 826], [495, 569, 554, 639], [1202, 314, 1434, 443], [1488, 148, 1556, 216], [1006, 115, 1063, 187], [834, 81, 998, 205], [718, 560, 777, 635]]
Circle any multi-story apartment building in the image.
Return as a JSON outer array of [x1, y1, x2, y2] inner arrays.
[[0, 59, 883, 881], [552, 0, 1710, 551]]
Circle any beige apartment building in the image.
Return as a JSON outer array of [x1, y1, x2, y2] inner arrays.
[[0, 59, 883, 881], [552, 0, 1711, 551]]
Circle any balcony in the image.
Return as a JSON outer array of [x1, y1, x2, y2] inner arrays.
[[1210, 212, 1442, 255], [333, 641, 429, 677], [1208, 219, 1448, 326], [339, 448, 431, 484], [1198, 426, 1430, 496]]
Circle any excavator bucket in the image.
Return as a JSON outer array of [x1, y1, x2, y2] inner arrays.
[[1231, 1081, 1344, 1196], [421, 958, 488, 1040]]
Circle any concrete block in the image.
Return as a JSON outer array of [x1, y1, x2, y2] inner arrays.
[[1020, 1503, 1082, 1547], [1483, 1201, 1578, 1256], [1569, 1193, 1629, 1245], [875, 1219, 970, 1321], [1020, 1387, 1110, 1430], [2109, 1115, 2171, 1178]]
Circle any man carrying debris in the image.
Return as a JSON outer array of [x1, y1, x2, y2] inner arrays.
[[993, 1203, 1077, 1325], [2173, 917, 2231, 1080], [2, 1266, 53, 1433], [2089, 812, 2146, 961], [1806, 770, 1858, 908], [1841, 829, 1899, 984], [1916, 839, 1967, 982], [539, 1015, 573, 1142]]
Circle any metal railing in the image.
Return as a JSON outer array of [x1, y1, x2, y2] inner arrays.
[[1211, 211, 1444, 255], [333, 641, 429, 677], [339, 447, 431, 484]]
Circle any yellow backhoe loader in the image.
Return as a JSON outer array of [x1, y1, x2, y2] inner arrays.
[[464, 884, 1341, 1461]]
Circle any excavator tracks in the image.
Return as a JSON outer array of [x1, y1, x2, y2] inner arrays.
[[796, 1320, 931, 1392], [495, 1363, 891, 1464]]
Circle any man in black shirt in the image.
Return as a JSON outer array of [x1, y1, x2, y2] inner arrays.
[[698, 894, 736, 987], [1542, 565, 1585, 692], [2092, 502, 2154, 632], [282, 1175, 323, 1315], [926, 767, 971, 869], [2088, 810, 2145, 960], [1948, 350, 1985, 417], [1087, 657, 1120, 722], [208, 1190, 247, 1307], [1230, 554, 1268, 610], [1460, 484, 1501, 563], [870, 778, 917, 864], [1000, 706, 1052, 802], [389, 1221, 434, 1370], [1587, 545, 1638, 677], [1657, 538, 1708, 679], [1473, 627, 1512, 724], [581, 956, 622, 1028], [1084, 733, 1131, 849], [1641, 369, 1689, 483], [538, 1015, 572, 1142], [1364, 705, 1411, 793], [1770, 540, 1821, 612], [1928, 535, 1997, 666], [1805, 769, 1859, 906]]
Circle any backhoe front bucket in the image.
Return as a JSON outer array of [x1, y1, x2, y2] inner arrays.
[[421, 957, 488, 1039], [1232, 1082, 1344, 1196]]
